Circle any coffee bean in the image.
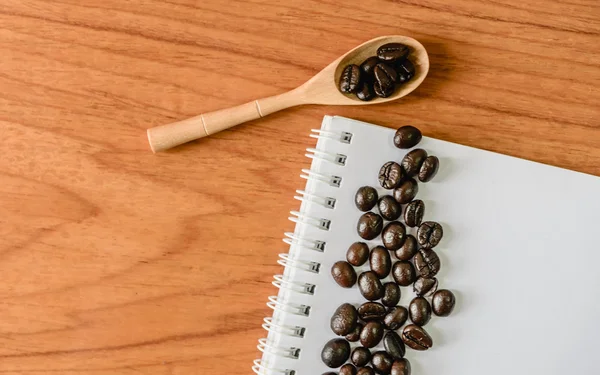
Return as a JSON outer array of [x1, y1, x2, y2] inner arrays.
[[408, 297, 432, 326], [401, 149, 428, 177], [432, 289, 456, 317], [417, 221, 443, 248], [404, 200, 425, 228], [323, 372, 337, 375], [375, 63, 399, 84], [356, 81, 375, 101], [360, 321, 384, 348], [383, 331, 406, 360], [361, 56, 381, 76], [381, 282, 401, 307], [384, 306, 408, 330], [346, 322, 363, 342], [418, 156, 439, 183], [377, 43, 410, 62], [401, 324, 433, 351], [378, 195, 401, 221], [382, 222, 406, 251], [355, 186, 378, 211], [331, 303, 358, 336], [396, 59, 415, 83], [321, 338, 351, 367], [414, 249, 441, 278], [358, 271, 385, 301], [372, 351, 394, 375], [394, 126, 422, 149], [340, 363, 358, 375], [390, 359, 411, 375], [358, 301, 387, 321], [357, 212, 384, 240], [392, 261, 416, 286], [394, 235, 418, 261], [373, 80, 394, 98], [357, 367, 375, 375], [347, 242, 370, 266], [351, 347, 372, 367], [413, 276, 438, 297], [340, 64, 361, 93], [370, 246, 392, 279], [332, 261, 357, 288], [379, 162, 403, 189], [393, 178, 419, 204]]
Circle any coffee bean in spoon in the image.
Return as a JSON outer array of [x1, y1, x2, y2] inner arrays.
[[321, 338, 351, 367], [340, 64, 361, 93], [408, 297, 432, 326], [378, 195, 401, 221], [384, 306, 408, 330], [370, 246, 392, 279], [375, 63, 399, 84], [432, 289, 456, 317], [404, 200, 424, 228], [379, 161, 403, 189], [356, 81, 375, 101], [351, 347, 372, 367], [331, 261, 357, 288], [358, 271, 385, 300], [374, 80, 394, 98], [382, 221, 406, 251], [381, 282, 401, 307], [330, 303, 358, 336], [372, 351, 394, 375], [361, 56, 380, 76], [413, 276, 438, 297], [393, 178, 418, 204], [360, 321, 384, 348], [355, 186, 378, 211], [417, 221, 443, 248], [390, 359, 411, 375], [357, 212, 384, 240], [418, 156, 439, 182], [340, 364, 358, 375], [346, 322, 363, 342], [377, 43, 410, 62], [401, 324, 433, 351], [401, 149, 428, 177], [394, 126, 422, 149], [414, 249, 441, 278], [392, 261, 416, 286], [347, 242, 370, 266], [357, 367, 375, 375], [383, 331, 406, 360], [358, 301, 387, 321], [396, 59, 415, 83], [394, 234, 418, 261]]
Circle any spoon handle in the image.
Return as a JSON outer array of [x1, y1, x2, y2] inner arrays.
[[147, 89, 304, 152]]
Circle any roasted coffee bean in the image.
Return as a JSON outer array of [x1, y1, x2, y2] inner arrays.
[[401, 324, 433, 351], [332, 261, 357, 288], [409, 297, 432, 326], [355, 186, 378, 211], [360, 321, 384, 348], [383, 331, 406, 360], [361, 56, 381, 76], [393, 178, 418, 204], [417, 221, 443, 248], [346, 322, 363, 342], [413, 276, 438, 297], [404, 200, 425, 228], [340, 64, 361, 93], [357, 367, 375, 375], [375, 63, 398, 84], [351, 347, 372, 367], [432, 289, 456, 317], [373, 80, 394, 98], [396, 59, 415, 83], [392, 261, 416, 286], [394, 126, 422, 149], [347, 242, 370, 266], [372, 351, 394, 375], [378, 195, 401, 221], [382, 282, 401, 307], [356, 81, 375, 101], [358, 271, 385, 301], [340, 363, 358, 375], [377, 43, 410, 62], [394, 235, 418, 261], [384, 306, 408, 330], [357, 212, 384, 240], [418, 156, 439, 182], [401, 149, 428, 177], [382, 222, 406, 251], [370, 246, 392, 279], [379, 162, 403, 189], [331, 303, 358, 336], [414, 249, 441, 278], [358, 301, 387, 321], [321, 338, 351, 367], [390, 359, 411, 375]]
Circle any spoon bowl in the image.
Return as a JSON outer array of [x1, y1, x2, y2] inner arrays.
[[147, 35, 429, 152]]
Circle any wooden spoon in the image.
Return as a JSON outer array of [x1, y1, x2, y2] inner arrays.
[[147, 35, 429, 152]]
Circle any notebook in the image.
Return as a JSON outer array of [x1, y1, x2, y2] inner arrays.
[[253, 115, 600, 375]]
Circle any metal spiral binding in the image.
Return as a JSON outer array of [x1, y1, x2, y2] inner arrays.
[[253, 128, 353, 375]]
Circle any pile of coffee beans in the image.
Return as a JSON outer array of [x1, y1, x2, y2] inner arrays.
[[339, 43, 416, 101], [323, 126, 456, 374]]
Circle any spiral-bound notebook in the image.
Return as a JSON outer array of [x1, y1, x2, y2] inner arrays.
[[253, 116, 600, 375]]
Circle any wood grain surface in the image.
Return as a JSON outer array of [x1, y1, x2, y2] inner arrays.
[[1, 0, 599, 373]]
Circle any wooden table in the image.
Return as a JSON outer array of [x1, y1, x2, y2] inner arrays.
[[1, 1, 598, 373]]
